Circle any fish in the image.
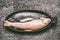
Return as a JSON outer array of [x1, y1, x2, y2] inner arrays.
[[4, 17, 51, 30]]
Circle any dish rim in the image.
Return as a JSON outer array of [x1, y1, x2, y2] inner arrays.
[[4, 10, 54, 32]]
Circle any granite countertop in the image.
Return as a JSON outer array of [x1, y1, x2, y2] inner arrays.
[[0, 0, 60, 40]]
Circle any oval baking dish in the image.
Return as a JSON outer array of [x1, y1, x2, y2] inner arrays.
[[4, 10, 57, 32]]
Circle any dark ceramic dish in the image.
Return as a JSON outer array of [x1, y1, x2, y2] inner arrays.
[[4, 10, 57, 32]]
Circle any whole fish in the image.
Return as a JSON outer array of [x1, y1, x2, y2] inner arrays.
[[4, 17, 51, 30]]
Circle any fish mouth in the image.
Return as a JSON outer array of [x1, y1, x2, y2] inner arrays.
[[4, 10, 57, 32]]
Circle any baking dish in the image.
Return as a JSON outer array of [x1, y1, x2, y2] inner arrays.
[[4, 10, 57, 32]]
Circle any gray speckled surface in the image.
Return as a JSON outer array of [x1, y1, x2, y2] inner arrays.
[[0, 0, 60, 40]]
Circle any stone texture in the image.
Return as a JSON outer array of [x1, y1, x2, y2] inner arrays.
[[0, 0, 60, 40]]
